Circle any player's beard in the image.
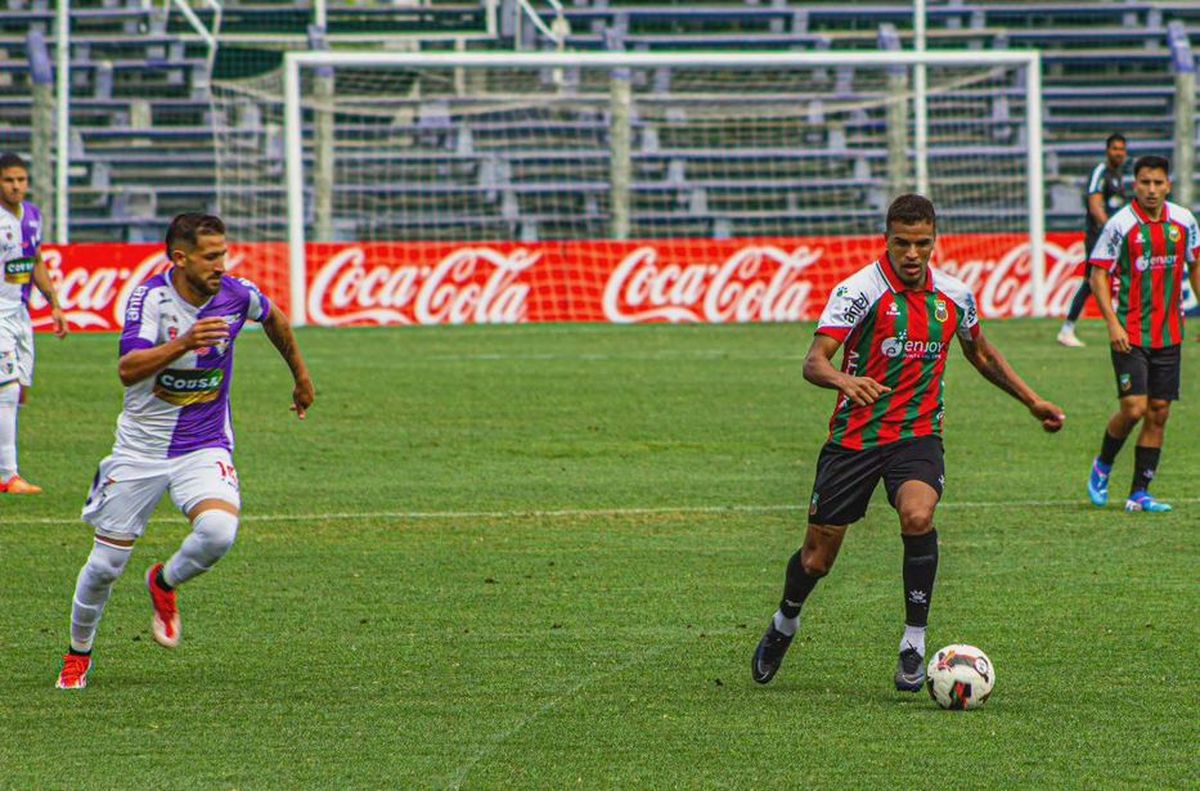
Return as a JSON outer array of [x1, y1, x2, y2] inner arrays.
[[187, 269, 223, 298]]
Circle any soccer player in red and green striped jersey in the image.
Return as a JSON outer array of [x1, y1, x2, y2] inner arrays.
[[1087, 155, 1200, 513], [752, 194, 1065, 692]]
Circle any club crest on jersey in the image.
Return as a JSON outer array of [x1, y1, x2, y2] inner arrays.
[[1168, 225, 1181, 243], [934, 300, 949, 323]]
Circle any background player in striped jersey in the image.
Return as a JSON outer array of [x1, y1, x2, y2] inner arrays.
[[1057, 133, 1129, 348], [56, 213, 314, 689], [0, 152, 68, 494], [1086, 155, 1200, 513], [752, 194, 1064, 691]]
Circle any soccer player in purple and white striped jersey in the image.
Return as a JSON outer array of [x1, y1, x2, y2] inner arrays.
[[0, 152, 67, 494], [56, 213, 314, 690]]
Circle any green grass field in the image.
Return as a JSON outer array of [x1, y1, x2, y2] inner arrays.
[[1, 320, 1197, 788]]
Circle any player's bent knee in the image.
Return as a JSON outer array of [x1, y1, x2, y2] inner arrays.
[[192, 508, 239, 558], [1121, 400, 1148, 421], [85, 541, 132, 585], [899, 510, 935, 536]]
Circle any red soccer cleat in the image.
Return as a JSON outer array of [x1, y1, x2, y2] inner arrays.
[[1, 475, 43, 494], [56, 653, 92, 690], [146, 563, 181, 648]]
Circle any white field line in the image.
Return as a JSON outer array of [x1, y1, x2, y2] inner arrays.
[[6, 498, 1199, 527]]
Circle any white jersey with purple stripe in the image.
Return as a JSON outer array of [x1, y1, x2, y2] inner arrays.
[[0, 207, 27, 318], [114, 271, 271, 459]]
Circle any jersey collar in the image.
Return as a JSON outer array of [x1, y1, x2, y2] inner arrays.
[[877, 255, 935, 293], [1131, 199, 1169, 225]]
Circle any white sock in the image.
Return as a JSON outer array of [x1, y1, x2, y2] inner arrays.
[[900, 624, 926, 656], [773, 609, 799, 637], [70, 540, 133, 653], [164, 509, 239, 587], [1061, 320, 1075, 333], [0, 383, 18, 480]]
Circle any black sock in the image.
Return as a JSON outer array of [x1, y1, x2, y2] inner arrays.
[[68, 646, 92, 656], [778, 548, 821, 619], [1066, 279, 1092, 322], [155, 567, 174, 592], [902, 530, 938, 628], [1099, 431, 1127, 467], [1131, 445, 1161, 494]]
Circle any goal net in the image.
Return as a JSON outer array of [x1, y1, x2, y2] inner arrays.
[[211, 51, 1047, 326]]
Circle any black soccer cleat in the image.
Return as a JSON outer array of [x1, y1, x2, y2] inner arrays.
[[894, 647, 926, 692], [751, 621, 794, 684]]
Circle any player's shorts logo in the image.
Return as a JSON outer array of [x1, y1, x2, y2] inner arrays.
[[1119, 373, 1132, 392], [4, 256, 35, 284], [153, 368, 224, 406], [809, 491, 820, 516]]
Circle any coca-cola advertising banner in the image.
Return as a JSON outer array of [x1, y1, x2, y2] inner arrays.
[[31, 234, 1095, 331]]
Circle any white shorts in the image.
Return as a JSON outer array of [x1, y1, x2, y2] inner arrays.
[[0, 311, 34, 388], [81, 447, 242, 541]]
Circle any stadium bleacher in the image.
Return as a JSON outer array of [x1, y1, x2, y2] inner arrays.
[[0, 0, 1197, 241]]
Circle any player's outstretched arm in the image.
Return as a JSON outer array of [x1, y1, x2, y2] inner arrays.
[[117, 317, 229, 386], [803, 333, 891, 407], [1088, 267, 1129, 353], [261, 304, 314, 420], [958, 332, 1065, 433], [31, 254, 67, 338]]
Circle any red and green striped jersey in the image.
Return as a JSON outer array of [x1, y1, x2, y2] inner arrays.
[[1090, 199, 1200, 349], [816, 258, 981, 451]]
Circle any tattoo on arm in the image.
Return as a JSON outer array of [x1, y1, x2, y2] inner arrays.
[[263, 309, 304, 377]]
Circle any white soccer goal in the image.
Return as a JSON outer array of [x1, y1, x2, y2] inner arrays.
[[211, 50, 1045, 326]]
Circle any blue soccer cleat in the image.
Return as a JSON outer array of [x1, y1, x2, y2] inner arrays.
[[1125, 491, 1172, 513], [1088, 458, 1111, 507]]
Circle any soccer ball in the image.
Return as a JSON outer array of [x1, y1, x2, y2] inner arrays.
[[926, 644, 995, 710]]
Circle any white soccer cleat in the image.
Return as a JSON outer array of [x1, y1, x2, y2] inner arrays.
[[1056, 327, 1085, 348]]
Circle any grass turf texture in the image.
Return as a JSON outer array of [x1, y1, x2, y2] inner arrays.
[[1, 319, 1197, 788]]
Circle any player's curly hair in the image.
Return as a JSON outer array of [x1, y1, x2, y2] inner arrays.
[[885, 194, 936, 233], [166, 213, 226, 257]]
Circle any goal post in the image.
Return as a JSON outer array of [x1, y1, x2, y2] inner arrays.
[[221, 49, 1046, 325]]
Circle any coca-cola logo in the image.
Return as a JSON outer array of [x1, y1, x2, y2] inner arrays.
[[602, 244, 823, 323], [307, 246, 535, 326], [938, 239, 1086, 319], [30, 248, 172, 330]]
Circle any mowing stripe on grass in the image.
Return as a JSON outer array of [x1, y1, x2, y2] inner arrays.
[[4, 498, 1198, 527]]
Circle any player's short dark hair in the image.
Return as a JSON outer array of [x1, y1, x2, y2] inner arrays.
[[0, 152, 28, 174], [1105, 133, 1127, 148], [885, 193, 937, 233], [1133, 155, 1170, 178], [165, 213, 226, 257]]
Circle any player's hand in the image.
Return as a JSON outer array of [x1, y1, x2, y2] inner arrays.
[[51, 306, 68, 338], [1030, 399, 1065, 433], [179, 317, 230, 350], [837, 374, 892, 407], [1107, 322, 1131, 354], [291, 374, 314, 420]]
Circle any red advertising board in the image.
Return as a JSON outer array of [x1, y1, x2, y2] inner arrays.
[[30, 234, 1092, 331]]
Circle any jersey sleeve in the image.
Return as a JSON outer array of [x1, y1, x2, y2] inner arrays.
[[237, 277, 271, 322], [119, 285, 161, 355], [1089, 216, 1124, 271], [956, 290, 981, 342], [1186, 212, 1200, 263], [1086, 163, 1106, 196], [815, 279, 872, 342]]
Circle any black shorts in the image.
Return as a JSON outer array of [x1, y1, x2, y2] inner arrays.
[[1111, 344, 1181, 401], [808, 436, 944, 526]]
